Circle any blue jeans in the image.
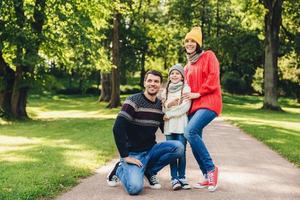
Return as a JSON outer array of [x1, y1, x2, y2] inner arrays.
[[166, 134, 187, 180], [184, 108, 216, 176], [116, 140, 184, 195]]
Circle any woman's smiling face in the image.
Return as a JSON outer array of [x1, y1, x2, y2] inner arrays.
[[184, 39, 197, 54]]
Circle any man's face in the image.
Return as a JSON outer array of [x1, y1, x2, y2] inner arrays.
[[144, 74, 161, 96]]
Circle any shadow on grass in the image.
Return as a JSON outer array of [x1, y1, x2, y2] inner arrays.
[[223, 93, 300, 109], [28, 94, 127, 112]]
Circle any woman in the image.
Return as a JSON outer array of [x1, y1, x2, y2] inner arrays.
[[182, 27, 222, 192]]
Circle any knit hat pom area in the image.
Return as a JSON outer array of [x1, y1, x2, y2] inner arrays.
[[184, 27, 202, 47], [168, 63, 185, 79]]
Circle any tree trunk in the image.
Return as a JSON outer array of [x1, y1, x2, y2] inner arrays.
[[99, 72, 111, 102], [120, 60, 127, 85], [10, 0, 46, 119], [0, 52, 15, 118], [140, 51, 146, 87], [296, 85, 300, 104], [261, 0, 283, 111], [216, 0, 220, 37], [11, 64, 29, 119], [109, 12, 121, 108]]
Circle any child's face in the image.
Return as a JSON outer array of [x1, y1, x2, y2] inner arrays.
[[169, 70, 183, 84]]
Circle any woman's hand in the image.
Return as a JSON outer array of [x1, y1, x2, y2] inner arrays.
[[182, 92, 200, 100], [123, 157, 143, 168]]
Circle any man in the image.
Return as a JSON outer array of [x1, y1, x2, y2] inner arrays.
[[107, 70, 184, 195]]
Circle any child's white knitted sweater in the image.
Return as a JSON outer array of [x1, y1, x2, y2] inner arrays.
[[161, 83, 191, 135]]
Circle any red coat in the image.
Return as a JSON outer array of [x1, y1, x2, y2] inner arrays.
[[184, 50, 222, 115]]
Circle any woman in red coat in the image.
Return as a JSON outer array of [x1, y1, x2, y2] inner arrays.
[[182, 27, 222, 192]]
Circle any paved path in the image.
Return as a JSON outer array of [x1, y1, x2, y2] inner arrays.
[[56, 118, 300, 200]]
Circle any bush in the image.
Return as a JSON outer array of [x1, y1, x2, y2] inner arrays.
[[85, 87, 100, 95], [120, 85, 142, 94], [222, 72, 247, 94], [56, 88, 82, 95]]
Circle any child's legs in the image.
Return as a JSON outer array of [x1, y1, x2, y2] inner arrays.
[[166, 135, 179, 180], [145, 140, 184, 177], [175, 134, 187, 179]]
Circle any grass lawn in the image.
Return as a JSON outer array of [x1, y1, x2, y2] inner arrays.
[[0, 94, 121, 200], [222, 93, 300, 167]]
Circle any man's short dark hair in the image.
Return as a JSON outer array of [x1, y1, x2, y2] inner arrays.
[[144, 70, 163, 83]]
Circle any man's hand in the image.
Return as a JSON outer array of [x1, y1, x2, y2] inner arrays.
[[123, 157, 143, 168], [182, 92, 200, 100]]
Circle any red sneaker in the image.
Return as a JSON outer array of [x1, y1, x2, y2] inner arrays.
[[207, 166, 219, 192], [194, 179, 209, 189]]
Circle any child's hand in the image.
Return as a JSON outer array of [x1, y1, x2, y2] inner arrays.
[[167, 98, 180, 108], [163, 115, 169, 121]]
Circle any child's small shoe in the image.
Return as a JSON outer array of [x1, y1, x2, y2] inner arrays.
[[179, 178, 191, 190], [171, 179, 182, 191]]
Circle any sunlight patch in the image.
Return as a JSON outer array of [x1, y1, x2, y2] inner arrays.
[[0, 135, 41, 146], [31, 110, 116, 119], [0, 136, 42, 154], [0, 119, 11, 125], [0, 154, 37, 162], [64, 150, 100, 170]]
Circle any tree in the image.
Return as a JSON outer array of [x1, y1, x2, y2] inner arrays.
[[0, 0, 112, 119], [259, 0, 283, 110], [0, 0, 46, 119], [108, 11, 121, 108]]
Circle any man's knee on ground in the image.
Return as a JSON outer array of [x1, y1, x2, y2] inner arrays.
[[126, 183, 143, 195]]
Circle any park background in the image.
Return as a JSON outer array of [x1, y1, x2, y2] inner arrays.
[[0, 0, 299, 199]]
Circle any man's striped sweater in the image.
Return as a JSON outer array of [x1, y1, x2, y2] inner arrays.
[[112, 92, 164, 158]]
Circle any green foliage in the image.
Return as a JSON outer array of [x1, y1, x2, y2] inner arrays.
[[120, 84, 142, 94], [222, 71, 247, 94], [1, 0, 300, 106], [252, 67, 264, 94]]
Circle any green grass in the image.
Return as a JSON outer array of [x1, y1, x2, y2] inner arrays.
[[0, 93, 299, 199], [0, 94, 121, 200], [222, 93, 300, 167]]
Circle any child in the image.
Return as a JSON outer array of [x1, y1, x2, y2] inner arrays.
[[161, 64, 191, 190]]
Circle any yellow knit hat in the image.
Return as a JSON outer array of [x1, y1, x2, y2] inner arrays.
[[184, 27, 202, 47]]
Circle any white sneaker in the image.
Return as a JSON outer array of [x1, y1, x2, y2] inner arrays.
[[145, 174, 161, 189], [106, 162, 120, 187], [171, 179, 182, 191], [179, 178, 191, 190]]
